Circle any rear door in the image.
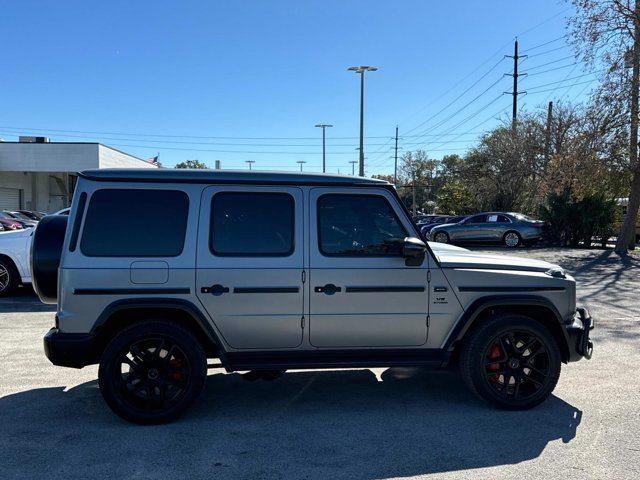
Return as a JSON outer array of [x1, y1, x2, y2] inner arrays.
[[308, 188, 429, 348], [486, 213, 512, 241], [195, 186, 305, 349], [457, 214, 488, 241]]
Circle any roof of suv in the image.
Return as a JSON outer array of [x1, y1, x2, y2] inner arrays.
[[79, 169, 391, 186]]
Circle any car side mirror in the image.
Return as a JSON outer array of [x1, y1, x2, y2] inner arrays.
[[402, 237, 426, 266]]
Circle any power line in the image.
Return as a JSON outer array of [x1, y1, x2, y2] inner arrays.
[[408, 75, 508, 141], [526, 62, 578, 76], [402, 57, 507, 136], [522, 55, 576, 72], [525, 78, 597, 95], [525, 71, 602, 91], [397, 40, 512, 129], [0, 124, 483, 140], [521, 35, 568, 53], [526, 44, 570, 58]]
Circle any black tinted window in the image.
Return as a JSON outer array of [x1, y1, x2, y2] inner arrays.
[[81, 189, 189, 257], [318, 194, 407, 256], [468, 215, 487, 223], [210, 192, 294, 256]]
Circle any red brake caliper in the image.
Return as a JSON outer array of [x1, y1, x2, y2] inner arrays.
[[487, 344, 501, 381]]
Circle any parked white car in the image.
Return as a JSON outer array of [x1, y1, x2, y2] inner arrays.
[[0, 228, 33, 295]]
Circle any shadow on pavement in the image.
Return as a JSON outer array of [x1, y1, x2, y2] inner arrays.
[[0, 367, 582, 479], [0, 285, 55, 313]]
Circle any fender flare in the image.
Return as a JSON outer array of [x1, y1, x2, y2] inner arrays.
[[91, 298, 229, 366], [443, 295, 571, 358]]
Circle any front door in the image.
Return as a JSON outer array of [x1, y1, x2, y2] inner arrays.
[[308, 188, 429, 348], [196, 186, 304, 349]]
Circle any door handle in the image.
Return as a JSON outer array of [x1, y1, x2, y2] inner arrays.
[[314, 283, 342, 295], [201, 284, 229, 296], [434, 286, 448, 292]]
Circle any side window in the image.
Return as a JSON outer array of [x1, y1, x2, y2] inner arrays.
[[81, 189, 189, 257], [497, 214, 510, 223], [487, 214, 499, 222], [318, 194, 407, 256], [468, 215, 486, 223], [210, 192, 294, 256]]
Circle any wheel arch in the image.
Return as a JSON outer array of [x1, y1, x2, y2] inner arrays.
[[444, 295, 571, 363], [91, 298, 227, 366]]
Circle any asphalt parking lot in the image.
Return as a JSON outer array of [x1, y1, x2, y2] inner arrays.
[[0, 247, 639, 480]]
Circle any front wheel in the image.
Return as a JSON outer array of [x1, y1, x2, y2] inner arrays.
[[98, 320, 207, 424], [459, 314, 561, 410], [433, 232, 449, 243]]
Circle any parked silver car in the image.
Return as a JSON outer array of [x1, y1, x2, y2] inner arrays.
[[429, 212, 544, 247]]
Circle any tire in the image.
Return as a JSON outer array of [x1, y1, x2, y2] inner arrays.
[[98, 320, 207, 424], [433, 231, 449, 243], [0, 257, 19, 297], [459, 314, 561, 410], [503, 231, 521, 248], [31, 214, 68, 304]]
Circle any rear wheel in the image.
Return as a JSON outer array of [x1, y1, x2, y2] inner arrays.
[[503, 231, 521, 247], [433, 231, 449, 243], [98, 320, 207, 424], [0, 258, 19, 296], [460, 314, 561, 410]]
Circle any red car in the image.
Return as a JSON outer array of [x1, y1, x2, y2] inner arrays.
[[0, 217, 24, 231]]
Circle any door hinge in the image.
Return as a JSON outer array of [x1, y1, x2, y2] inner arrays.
[[301, 316, 305, 329], [427, 270, 432, 283], [426, 314, 430, 328], [302, 270, 306, 283]]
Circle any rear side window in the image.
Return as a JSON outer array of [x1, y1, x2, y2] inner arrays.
[[210, 192, 294, 256], [80, 189, 189, 257]]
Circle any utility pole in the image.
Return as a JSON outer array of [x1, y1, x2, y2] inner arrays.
[[296, 160, 307, 172], [348, 66, 377, 177], [245, 160, 255, 170], [616, 0, 640, 253], [349, 160, 358, 176], [315, 124, 333, 173], [505, 39, 527, 131], [544, 101, 553, 163], [412, 168, 417, 216], [394, 125, 399, 185]]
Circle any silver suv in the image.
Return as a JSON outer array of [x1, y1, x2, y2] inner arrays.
[[32, 169, 593, 424]]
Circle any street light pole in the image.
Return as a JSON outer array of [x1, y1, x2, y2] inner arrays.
[[315, 124, 333, 173], [296, 160, 307, 172], [349, 160, 358, 176], [245, 160, 255, 170], [348, 66, 377, 177]]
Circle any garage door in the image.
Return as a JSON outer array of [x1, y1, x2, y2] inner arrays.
[[0, 188, 22, 210]]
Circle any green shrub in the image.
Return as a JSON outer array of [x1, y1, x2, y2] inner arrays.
[[540, 190, 616, 247]]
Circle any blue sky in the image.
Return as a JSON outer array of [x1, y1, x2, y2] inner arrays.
[[0, 1, 593, 175]]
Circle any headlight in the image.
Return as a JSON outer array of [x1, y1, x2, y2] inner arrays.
[[545, 267, 566, 278]]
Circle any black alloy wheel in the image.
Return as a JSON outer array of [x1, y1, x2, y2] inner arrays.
[[460, 314, 561, 410], [99, 320, 207, 424], [483, 330, 551, 401]]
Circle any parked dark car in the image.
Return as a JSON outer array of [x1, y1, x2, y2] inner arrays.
[[17, 210, 45, 221], [419, 215, 466, 237], [429, 212, 545, 247]]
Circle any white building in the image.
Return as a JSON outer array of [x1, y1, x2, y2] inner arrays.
[[0, 139, 157, 213]]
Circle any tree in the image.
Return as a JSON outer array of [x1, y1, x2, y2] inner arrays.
[[568, 0, 639, 252], [175, 159, 208, 169]]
